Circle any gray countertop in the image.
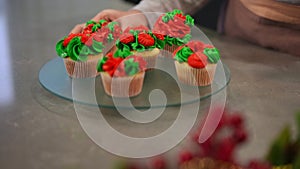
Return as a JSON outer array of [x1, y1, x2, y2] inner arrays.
[[0, 0, 300, 169]]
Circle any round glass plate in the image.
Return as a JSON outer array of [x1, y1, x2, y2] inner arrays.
[[39, 56, 230, 109]]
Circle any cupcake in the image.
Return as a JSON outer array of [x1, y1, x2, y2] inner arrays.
[[55, 19, 121, 78], [173, 41, 220, 86], [97, 53, 147, 97], [115, 25, 164, 69], [153, 9, 194, 53]]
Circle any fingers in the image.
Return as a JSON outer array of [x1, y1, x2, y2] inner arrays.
[[92, 9, 121, 22], [70, 23, 85, 34]]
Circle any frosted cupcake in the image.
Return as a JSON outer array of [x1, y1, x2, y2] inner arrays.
[[55, 20, 121, 78], [97, 53, 147, 97], [115, 25, 164, 69], [173, 41, 220, 86], [153, 9, 194, 53]]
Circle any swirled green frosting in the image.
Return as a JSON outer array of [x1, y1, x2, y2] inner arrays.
[[66, 37, 86, 61], [174, 46, 193, 63], [91, 39, 103, 53], [124, 58, 139, 76], [165, 34, 191, 46], [204, 48, 220, 64], [56, 38, 68, 58]]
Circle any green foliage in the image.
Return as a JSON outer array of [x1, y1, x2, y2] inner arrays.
[[266, 127, 291, 165], [266, 111, 300, 167]]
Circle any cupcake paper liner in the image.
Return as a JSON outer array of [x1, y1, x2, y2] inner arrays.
[[175, 61, 217, 86], [63, 53, 103, 78], [100, 71, 145, 97]]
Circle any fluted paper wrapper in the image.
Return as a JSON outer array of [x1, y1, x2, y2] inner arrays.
[[63, 53, 103, 78], [162, 44, 180, 58], [180, 158, 243, 169], [100, 71, 145, 97], [132, 48, 160, 70], [175, 61, 217, 86]]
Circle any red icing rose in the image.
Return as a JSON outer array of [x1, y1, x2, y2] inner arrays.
[[153, 15, 190, 38], [119, 33, 135, 44], [102, 54, 124, 77], [187, 52, 208, 68], [137, 32, 155, 47], [153, 33, 165, 40]]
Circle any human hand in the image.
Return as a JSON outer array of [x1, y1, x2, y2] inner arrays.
[[70, 9, 146, 34]]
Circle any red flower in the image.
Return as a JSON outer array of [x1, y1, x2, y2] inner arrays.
[[187, 52, 208, 68], [137, 32, 155, 47], [153, 33, 165, 40], [119, 33, 135, 44]]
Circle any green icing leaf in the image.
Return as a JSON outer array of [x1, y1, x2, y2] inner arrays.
[[162, 14, 172, 23], [204, 48, 220, 64], [107, 22, 118, 32], [107, 33, 114, 43], [185, 15, 194, 27], [56, 38, 68, 58], [175, 46, 193, 63], [86, 20, 96, 26], [156, 39, 166, 49], [114, 45, 132, 58], [97, 56, 108, 72], [172, 9, 182, 15], [99, 19, 107, 25], [92, 23, 101, 32], [124, 58, 139, 76]]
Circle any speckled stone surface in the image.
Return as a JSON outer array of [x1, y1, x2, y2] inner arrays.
[[0, 0, 299, 169]]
